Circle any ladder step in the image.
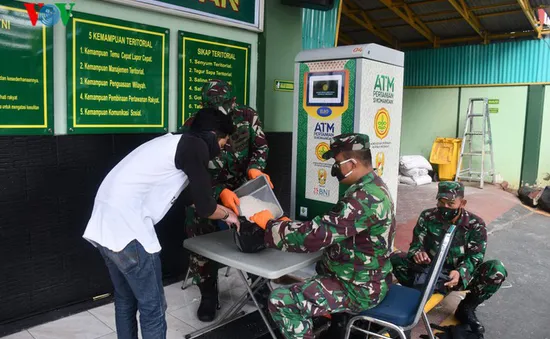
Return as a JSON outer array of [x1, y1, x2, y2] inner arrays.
[[465, 132, 484, 136], [468, 114, 484, 117], [457, 177, 482, 181], [458, 171, 495, 177], [461, 152, 491, 156]]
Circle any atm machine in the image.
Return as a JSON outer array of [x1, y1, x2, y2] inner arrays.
[[290, 44, 404, 220]]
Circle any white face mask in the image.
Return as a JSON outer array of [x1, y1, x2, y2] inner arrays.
[[218, 105, 229, 115], [331, 158, 357, 181]]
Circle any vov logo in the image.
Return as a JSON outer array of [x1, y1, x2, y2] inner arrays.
[[24, 2, 75, 27]]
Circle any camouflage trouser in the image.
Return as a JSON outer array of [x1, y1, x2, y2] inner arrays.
[[268, 274, 387, 339], [391, 253, 508, 302], [185, 206, 222, 284]]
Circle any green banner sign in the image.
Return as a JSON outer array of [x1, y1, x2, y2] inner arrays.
[[135, 0, 261, 30], [274, 80, 294, 92], [178, 31, 251, 127], [67, 12, 169, 134], [0, 1, 53, 135]]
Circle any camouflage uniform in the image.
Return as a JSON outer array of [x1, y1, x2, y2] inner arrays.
[[391, 182, 507, 302], [264, 134, 396, 339], [184, 80, 269, 284]]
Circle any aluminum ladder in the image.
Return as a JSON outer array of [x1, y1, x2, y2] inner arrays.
[[455, 98, 495, 188]]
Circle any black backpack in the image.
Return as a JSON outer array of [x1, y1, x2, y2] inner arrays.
[[232, 216, 267, 253]]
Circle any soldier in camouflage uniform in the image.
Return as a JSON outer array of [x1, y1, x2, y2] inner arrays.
[[391, 181, 508, 334], [249, 133, 396, 339], [183, 79, 270, 322]]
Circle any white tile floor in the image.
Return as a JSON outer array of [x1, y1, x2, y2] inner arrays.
[[2, 268, 262, 339]]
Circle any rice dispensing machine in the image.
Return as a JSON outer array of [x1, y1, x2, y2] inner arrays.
[[290, 44, 404, 220]]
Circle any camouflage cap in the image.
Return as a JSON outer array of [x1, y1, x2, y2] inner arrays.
[[437, 181, 465, 200], [322, 133, 370, 160], [201, 79, 235, 113]]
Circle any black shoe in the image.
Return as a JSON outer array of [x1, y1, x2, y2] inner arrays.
[[455, 293, 485, 334], [247, 274, 271, 310], [317, 313, 351, 339], [252, 283, 272, 310], [197, 277, 220, 322]]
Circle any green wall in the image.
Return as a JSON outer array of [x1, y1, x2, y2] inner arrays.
[[262, 0, 302, 132], [458, 87, 528, 189], [538, 86, 550, 186], [401, 86, 530, 189], [400, 88, 459, 160], [24, 0, 259, 134]]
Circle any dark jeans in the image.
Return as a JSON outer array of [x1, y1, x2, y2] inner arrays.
[[98, 240, 167, 339]]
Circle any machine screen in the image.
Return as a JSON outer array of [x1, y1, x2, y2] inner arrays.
[[307, 72, 345, 106]]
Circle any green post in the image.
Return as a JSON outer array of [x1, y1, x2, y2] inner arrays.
[[520, 85, 546, 186]]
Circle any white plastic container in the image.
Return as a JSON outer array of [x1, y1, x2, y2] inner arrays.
[[233, 175, 284, 219]]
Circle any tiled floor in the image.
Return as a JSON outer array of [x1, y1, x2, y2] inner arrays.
[[2, 268, 267, 339]]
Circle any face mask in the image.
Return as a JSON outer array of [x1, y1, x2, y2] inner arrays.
[[438, 206, 460, 221], [218, 99, 236, 115], [331, 159, 355, 181], [192, 131, 221, 159]]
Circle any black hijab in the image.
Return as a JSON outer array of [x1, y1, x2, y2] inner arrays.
[[187, 107, 235, 159]]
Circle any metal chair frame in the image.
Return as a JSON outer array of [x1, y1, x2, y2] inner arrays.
[[345, 225, 457, 339]]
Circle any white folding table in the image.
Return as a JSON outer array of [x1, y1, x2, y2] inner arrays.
[[183, 229, 323, 339]]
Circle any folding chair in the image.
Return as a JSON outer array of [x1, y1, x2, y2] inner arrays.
[[345, 224, 457, 339]]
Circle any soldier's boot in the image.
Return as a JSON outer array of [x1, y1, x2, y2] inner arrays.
[[454, 293, 485, 334], [318, 313, 349, 339], [197, 277, 220, 322], [247, 274, 271, 310]]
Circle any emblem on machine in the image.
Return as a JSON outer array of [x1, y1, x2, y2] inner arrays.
[[374, 108, 390, 139], [315, 142, 330, 161], [375, 152, 385, 177], [318, 168, 327, 186]]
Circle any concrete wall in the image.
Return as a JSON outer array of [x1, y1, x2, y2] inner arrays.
[[400, 88, 459, 160], [262, 0, 302, 132], [538, 85, 550, 186]]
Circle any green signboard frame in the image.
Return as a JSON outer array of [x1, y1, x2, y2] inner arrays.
[[106, 0, 263, 32], [0, 1, 54, 135], [178, 31, 251, 128], [67, 12, 169, 134]]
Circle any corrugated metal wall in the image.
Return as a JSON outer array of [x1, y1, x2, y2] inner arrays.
[[405, 38, 550, 87], [302, 0, 341, 50]]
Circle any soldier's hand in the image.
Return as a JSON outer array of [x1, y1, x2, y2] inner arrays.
[[248, 169, 274, 189], [249, 210, 274, 229], [220, 189, 240, 215], [444, 270, 460, 288], [413, 251, 431, 265]]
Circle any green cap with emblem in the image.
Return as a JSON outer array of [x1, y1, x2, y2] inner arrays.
[[322, 133, 370, 160], [437, 181, 465, 200]]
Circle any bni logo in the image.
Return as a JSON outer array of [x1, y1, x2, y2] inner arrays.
[[24, 3, 75, 27]]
